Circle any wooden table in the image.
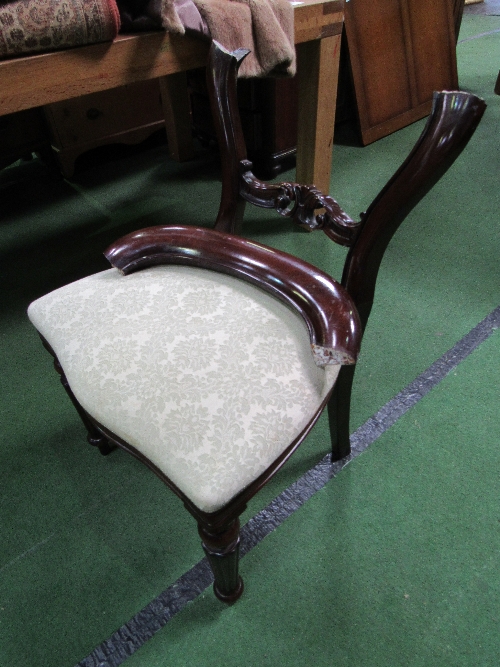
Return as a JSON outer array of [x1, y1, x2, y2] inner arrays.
[[0, 0, 343, 194]]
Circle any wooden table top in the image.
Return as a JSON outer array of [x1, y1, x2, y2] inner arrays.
[[0, 0, 343, 116]]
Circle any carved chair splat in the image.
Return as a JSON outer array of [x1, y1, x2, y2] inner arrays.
[[206, 41, 486, 460]]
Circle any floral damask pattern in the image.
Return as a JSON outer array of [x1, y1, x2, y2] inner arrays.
[[0, 0, 120, 58], [29, 266, 340, 512]]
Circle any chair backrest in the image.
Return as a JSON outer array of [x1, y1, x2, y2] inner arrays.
[[205, 42, 486, 331], [341, 90, 486, 326]]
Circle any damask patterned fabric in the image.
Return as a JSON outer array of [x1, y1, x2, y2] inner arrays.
[[0, 0, 120, 58], [28, 266, 340, 513]]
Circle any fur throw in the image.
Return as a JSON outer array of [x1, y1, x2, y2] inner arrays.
[[192, 0, 295, 77], [119, 0, 295, 77]]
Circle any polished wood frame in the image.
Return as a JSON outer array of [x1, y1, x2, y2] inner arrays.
[[37, 41, 485, 604], [41, 225, 361, 603], [205, 42, 485, 461]]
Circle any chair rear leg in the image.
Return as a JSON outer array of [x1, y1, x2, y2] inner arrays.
[[206, 43, 249, 235], [198, 518, 244, 603], [328, 363, 356, 461], [41, 336, 115, 456], [55, 358, 115, 456]]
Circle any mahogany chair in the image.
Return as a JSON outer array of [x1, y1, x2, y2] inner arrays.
[[28, 42, 485, 603], [205, 42, 486, 461], [28, 226, 361, 602]]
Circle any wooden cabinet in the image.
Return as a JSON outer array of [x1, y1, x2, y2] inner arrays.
[[0, 108, 49, 170], [189, 69, 299, 178], [344, 0, 458, 145], [44, 79, 165, 177]]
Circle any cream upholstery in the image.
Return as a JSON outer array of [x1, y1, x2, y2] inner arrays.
[[28, 265, 340, 512]]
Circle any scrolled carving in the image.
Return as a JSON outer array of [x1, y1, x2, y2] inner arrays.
[[239, 160, 361, 246]]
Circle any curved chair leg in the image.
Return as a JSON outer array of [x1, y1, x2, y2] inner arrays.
[[198, 519, 244, 603], [328, 364, 356, 461], [55, 360, 115, 456]]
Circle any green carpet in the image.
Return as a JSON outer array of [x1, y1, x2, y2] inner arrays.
[[124, 330, 500, 667], [0, 14, 499, 666]]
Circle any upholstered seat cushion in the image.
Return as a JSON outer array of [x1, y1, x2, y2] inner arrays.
[[28, 265, 340, 513]]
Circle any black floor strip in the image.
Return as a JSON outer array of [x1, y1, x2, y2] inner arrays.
[[78, 305, 500, 667]]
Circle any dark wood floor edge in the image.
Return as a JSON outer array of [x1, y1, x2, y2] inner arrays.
[[77, 304, 500, 667]]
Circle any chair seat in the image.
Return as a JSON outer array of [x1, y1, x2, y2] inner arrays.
[[28, 265, 340, 512]]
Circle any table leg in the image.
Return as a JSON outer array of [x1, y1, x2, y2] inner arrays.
[[159, 71, 194, 162], [296, 33, 341, 195]]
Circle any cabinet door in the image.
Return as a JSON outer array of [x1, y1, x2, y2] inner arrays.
[[344, 0, 458, 144]]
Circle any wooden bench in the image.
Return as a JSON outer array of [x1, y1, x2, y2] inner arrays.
[[0, 0, 344, 194]]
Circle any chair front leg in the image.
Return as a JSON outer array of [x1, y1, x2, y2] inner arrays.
[[198, 518, 244, 603]]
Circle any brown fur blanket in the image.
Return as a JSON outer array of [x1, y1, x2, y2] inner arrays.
[[192, 0, 295, 77], [119, 0, 295, 77]]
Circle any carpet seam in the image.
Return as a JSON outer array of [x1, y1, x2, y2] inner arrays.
[[457, 27, 500, 43], [77, 304, 500, 667]]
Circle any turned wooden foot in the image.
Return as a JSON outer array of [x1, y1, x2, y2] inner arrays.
[[198, 519, 244, 603], [328, 364, 356, 461]]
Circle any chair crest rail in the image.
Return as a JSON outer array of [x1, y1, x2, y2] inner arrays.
[[239, 160, 360, 246]]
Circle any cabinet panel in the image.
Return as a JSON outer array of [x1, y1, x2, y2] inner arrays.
[[45, 80, 163, 149], [44, 79, 164, 177], [345, 1, 413, 128], [344, 0, 458, 145]]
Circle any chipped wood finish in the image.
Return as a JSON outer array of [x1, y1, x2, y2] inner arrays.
[[34, 41, 485, 606], [209, 43, 486, 330], [41, 219, 362, 602]]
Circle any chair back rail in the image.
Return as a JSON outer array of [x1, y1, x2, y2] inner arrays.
[[342, 90, 486, 326], [204, 41, 486, 460]]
